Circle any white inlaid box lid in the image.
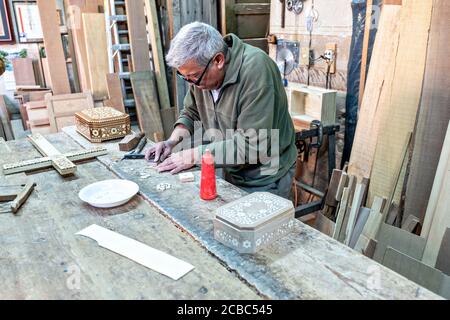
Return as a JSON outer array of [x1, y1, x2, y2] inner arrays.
[[215, 192, 294, 230]]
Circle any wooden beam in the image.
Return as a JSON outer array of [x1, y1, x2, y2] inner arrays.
[[422, 121, 450, 266], [126, 0, 151, 72], [143, 0, 171, 110], [83, 13, 109, 100], [36, 0, 71, 95], [130, 71, 164, 139]]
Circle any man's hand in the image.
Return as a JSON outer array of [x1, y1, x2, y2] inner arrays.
[[156, 148, 198, 174], [145, 140, 177, 163]]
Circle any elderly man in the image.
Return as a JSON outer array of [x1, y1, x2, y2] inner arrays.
[[146, 22, 297, 199]]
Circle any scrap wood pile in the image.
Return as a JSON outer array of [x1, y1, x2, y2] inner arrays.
[[1, 0, 173, 143], [314, 0, 450, 298]]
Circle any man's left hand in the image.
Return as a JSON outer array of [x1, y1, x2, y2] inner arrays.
[[156, 148, 198, 174]]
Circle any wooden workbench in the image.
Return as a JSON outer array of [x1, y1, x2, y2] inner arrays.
[[0, 128, 442, 300]]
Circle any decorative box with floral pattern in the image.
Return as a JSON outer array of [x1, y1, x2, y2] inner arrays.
[[214, 192, 295, 254], [75, 107, 131, 142]]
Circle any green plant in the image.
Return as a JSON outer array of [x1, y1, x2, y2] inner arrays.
[[18, 49, 28, 58], [0, 50, 10, 67]]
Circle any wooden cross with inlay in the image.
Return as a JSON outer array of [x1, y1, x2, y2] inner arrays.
[[2, 133, 107, 176]]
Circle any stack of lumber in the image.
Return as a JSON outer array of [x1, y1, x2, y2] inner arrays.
[[314, 0, 450, 299]]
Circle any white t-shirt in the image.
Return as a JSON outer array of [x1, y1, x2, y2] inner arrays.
[[211, 88, 221, 103]]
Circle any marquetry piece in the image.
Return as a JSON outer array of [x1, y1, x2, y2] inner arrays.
[[2, 133, 107, 176], [75, 107, 131, 143], [214, 192, 295, 254]]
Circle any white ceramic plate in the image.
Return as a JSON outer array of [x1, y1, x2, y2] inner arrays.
[[79, 179, 139, 208]]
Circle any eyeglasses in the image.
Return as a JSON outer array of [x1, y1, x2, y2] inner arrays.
[[176, 55, 215, 86]]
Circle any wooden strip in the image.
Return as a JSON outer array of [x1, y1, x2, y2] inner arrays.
[[348, 5, 402, 180], [368, 0, 433, 205], [422, 121, 450, 266], [344, 183, 366, 246], [126, 0, 151, 72], [0, 96, 14, 141], [130, 71, 164, 139], [83, 13, 109, 100], [105, 74, 126, 113], [36, 0, 71, 95], [349, 207, 371, 249], [436, 228, 450, 276], [324, 169, 343, 208], [403, 0, 450, 225], [143, 0, 171, 110], [335, 172, 348, 202], [0, 186, 25, 202]]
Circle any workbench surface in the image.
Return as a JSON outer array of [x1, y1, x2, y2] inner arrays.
[[0, 128, 442, 300]]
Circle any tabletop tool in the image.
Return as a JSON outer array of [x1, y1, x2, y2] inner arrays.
[[0, 181, 36, 214], [122, 135, 148, 160]]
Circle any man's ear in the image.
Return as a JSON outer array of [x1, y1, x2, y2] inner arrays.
[[215, 52, 226, 70]]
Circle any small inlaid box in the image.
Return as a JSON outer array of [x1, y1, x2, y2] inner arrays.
[[214, 192, 295, 254], [75, 107, 131, 143]]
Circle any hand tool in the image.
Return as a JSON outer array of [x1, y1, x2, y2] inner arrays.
[[121, 135, 147, 160]]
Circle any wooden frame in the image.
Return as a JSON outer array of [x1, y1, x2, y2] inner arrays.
[[0, 0, 14, 43], [11, 0, 43, 43], [45, 92, 94, 133]]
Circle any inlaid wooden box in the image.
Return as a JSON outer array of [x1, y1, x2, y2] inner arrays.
[[75, 107, 131, 143], [214, 192, 295, 254]]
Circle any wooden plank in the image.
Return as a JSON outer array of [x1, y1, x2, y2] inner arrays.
[[349, 207, 371, 249], [11, 58, 36, 86], [324, 169, 343, 208], [435, 228, 450, 276], [354, 197, 387, 253], [333, 175, 356, 242], [335, 172, 348, 202], [83, 13, 109, 100], [143, 0, 171, 110], [130, 72, 164, 139], [422, 121, 450, 266], [373, 223, 426, 263], [0, 96, 14, 141], [383, 247, 444, 296], [403, 0, 450, 225], [368, 0, 433, 205], [314, 213, 335, 238], [65, 0, 98, 92], [105, 74, 126, 113], [46, 92, 94, 133], [348, 5, 402, 180], [125, 0, 151, 72], [36, 0, 71, 95], [344, 183, 366, 246]]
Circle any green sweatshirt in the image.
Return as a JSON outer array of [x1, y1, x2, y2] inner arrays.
[[175, 34, 297, 188]]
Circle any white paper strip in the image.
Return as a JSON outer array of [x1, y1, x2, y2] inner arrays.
[[76, 224, 194, 280]]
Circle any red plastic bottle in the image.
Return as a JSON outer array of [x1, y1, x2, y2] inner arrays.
[[200, 149, 217, 200]]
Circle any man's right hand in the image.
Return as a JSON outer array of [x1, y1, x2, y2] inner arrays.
[[145, 140, 177, 163]]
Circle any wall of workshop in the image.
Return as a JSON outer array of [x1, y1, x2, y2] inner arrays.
[[269, 0, 352, 92]]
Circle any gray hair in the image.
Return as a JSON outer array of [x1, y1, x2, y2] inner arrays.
[[166, 22, 226, 68]]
